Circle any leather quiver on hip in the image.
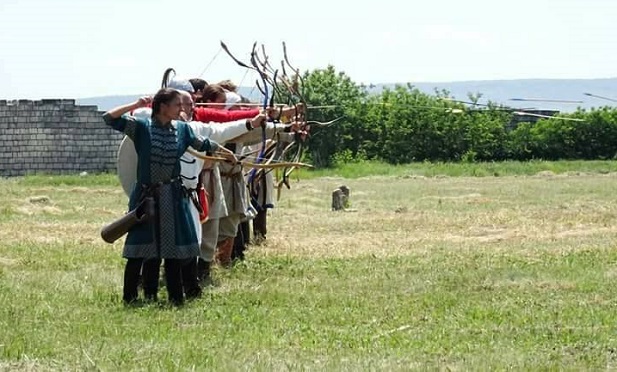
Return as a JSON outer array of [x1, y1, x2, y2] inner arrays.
[[100, 196, 155, 244]]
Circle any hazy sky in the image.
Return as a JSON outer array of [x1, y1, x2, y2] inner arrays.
[[1, 0, 615, 99]]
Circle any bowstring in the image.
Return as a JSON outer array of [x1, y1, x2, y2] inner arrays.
[[197, 46, 223, 78]]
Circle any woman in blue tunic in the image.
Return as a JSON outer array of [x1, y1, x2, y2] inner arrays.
[[103, 88, 236, 305]]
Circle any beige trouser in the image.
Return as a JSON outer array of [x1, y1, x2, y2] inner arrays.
[[200, 218, 219, 262], [218, 213, 242, 242], [202, 213, 242, 262]]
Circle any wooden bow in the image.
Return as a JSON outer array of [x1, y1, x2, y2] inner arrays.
[[186, 149, 313, 170]]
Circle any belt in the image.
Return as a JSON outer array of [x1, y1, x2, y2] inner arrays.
[[220, 171, 242, 178], [141, 177, 181, 193]]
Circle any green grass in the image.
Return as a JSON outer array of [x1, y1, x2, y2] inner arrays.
[[1, 161, 616, 370], [8, 159, 617, 183], [297, 159, 617, 179], [12, 172, 120, 187]]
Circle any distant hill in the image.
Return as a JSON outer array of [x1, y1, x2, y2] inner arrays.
[[77, 78, 617, 113], [372, 78, 617, 113], [75, 87, 261, 112], [76, 95, 148, 112]]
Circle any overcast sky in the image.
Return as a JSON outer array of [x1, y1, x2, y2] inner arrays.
[[1, 0, 615, 99]]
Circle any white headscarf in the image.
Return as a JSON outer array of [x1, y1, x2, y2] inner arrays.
[[224, 91, 242, 110], [131, 107, 152, 119], [168, 77, 195, 93]]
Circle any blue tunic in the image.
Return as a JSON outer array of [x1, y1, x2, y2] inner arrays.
[[103, 113, 218, 259]]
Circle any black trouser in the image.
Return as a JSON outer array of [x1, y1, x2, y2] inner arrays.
[[142, 258, 162, 300], [123, 258, 160, 303], [163, 258, 184, 305], [181, 257, 201, 299], [123, 258, 143, 304], [197, 258, 211, 282], [232, 222, 248, 261], [240, 221, 250, 246], [138, 258, 185, 305], [124, 257, 195, 305], [253, 209, 267, 238]]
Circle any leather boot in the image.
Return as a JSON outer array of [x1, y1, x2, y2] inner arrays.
[[232, 226, 246, 262], [142, 258, 161, 302], [182, 257, 202, 300], [215, 237, 234, 268], [240, 221, 250, 246], [253, 210, 267, 244], [123, 258, 142, 304], [197, 258, 213, 286], [164, 259, 184, 306]]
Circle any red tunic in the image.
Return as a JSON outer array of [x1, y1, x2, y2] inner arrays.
[[193, 107, 259, 123]]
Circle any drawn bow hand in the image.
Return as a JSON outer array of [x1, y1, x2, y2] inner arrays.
[[249, 113, 267, 128], [286, 120, 309, 134], [266, 103, 305, 122], [215, 146, 238, 164]]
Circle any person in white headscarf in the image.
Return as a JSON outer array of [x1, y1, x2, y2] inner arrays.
[[177, 90, 275, 286], [224, 91, 242, 110], [198, 84, 305, 267], [167, 77, 195, 94], [178, 86, 302, 280], [164, 68, 207, 102]]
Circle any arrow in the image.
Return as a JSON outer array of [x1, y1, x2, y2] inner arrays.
[[193, 102, 338, 109], [583, 92, 617, 103], [439, 97, 534, 111], [510, 98, 584, 104], [512, 111, 584, 122]]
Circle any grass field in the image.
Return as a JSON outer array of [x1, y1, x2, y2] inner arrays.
[[0, 161, 616, 370]]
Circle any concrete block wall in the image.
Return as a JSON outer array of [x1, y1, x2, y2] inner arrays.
[[0, 99, 123, 177]]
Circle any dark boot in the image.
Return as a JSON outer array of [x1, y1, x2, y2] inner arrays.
[[182, 257, 202, 300], [197, 258, 213, 286], [142, 258, 161, 302], [164, 259, 184, 306], [232, 226, 246, 262], [240, 221, 250, 246], [123, 258, 143, 304], [253, 210, 267, 244]]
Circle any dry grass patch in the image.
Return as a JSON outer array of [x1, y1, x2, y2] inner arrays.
[[0, 257, 18, 266], [264, 175, 617, 259], [0, 173, 616, 370], [479, 277, 578, 291]]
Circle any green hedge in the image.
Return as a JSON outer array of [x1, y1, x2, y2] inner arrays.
[[302, 67, 617, 165]]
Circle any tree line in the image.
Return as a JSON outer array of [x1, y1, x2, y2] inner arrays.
[[299, 66, 617, 167]]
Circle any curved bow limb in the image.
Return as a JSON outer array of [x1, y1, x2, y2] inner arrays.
[[305, 116, 346, 127], [186, 149, 313, 170]]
